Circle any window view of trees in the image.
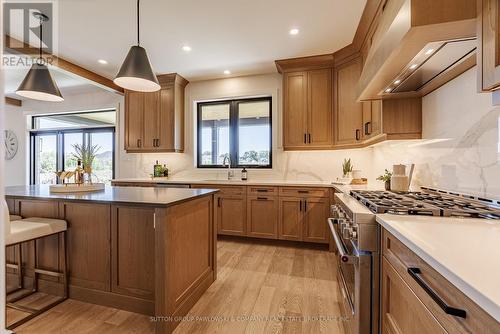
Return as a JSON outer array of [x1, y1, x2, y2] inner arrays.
[[198, 98, 272, 168]]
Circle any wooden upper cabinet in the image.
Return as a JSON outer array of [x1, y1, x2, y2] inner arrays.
[[283, 71, 308, 149], [308, 68, 333, 147], [362, 100, 382, 140], [124, 73, 188, 153], [478, 0, 500, 91], [335, 56, 363, 146], [125, 91, 144, 150], [278, 55, 334, 150]]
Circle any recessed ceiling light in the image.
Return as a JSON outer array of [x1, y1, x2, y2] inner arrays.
[[289, 28, 299, 35], [409, 64, 418, 70], [182, 45, 192, 52], [385, 88, 392, 93], [425, 48, 434, 55], [98, 59, 108, 65], [394, 79, 401, 84], [224, 70, 231, 75]]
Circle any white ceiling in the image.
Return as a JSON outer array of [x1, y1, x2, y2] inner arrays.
[[4, 0, 366, 93], [56, 0, 366, 81]]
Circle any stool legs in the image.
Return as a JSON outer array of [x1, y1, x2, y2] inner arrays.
[[6, 231, 69, 330]]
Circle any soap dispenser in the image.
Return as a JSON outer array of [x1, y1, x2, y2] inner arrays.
[[241, 167, 248, 181]]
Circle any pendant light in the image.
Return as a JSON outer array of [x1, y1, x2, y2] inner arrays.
[[114, 0, 160, 92], [16, 12, 64, 102]]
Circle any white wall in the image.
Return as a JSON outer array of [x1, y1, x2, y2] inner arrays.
[[372, 67, 499, 199]]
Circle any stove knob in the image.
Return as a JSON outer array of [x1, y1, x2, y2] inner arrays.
[[351, 226, 358, 240], [342, 227, 353, 239]]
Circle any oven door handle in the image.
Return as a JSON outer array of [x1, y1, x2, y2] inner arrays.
[[328, 218, 357, 264]]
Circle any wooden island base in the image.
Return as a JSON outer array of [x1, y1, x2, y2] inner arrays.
[[5, 187, 217, 334]]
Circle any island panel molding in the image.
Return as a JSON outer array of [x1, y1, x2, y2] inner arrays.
[[5, 186, 217, 334]]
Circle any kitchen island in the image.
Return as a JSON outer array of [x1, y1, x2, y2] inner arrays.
[[5, 185, 218, 334]]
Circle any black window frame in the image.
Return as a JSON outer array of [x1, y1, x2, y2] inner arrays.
[[196, 96, 272, 169], [30, 110, 117, 185]]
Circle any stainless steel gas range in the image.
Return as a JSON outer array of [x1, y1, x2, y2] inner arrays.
[[329, 187, 500, 334]]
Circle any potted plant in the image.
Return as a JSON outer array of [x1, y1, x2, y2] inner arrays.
[[377, 169, 393, 190], [342, 158, 353, 178], [72, 144, 100, 183]]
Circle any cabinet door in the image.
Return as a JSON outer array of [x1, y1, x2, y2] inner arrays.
[[381, 258, 446, 334], [335, 57, 363, 145], [279, 197, 303, 241], [478, 0, 500, 91], [60, 202, 111, 291], [125, 91, 144, 150], [303, 197, 329, 244], [217, 195, 247, 236], [362, 100, 382, 140], [246, 196, 278, 239], [307, 68, 333, 148], [283, 72, 308, 149], [111, 206, 155, 300], [158, 86, 175, 151], [142, 91, 159, 150]]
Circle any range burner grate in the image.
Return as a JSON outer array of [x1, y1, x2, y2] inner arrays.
[[350, 190, 500, 219]]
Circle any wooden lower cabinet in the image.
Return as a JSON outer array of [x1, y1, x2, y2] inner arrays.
[[381, 257, 446, 334], [60, 202, 111, 291], [303, 197, 329, 243], [246, 196, 278, 239], [111, 205, 155, 300], [279, 195, 329, 243], [279, 197, 303, 241], [382, 229, 500, 334], [216, 195, 247, 236]]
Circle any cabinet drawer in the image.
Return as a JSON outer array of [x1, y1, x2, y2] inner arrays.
[[247, 186, 278, 196], [382, 257, 446, 334], [192, 184, 246, 196], [279, 187, 330, 198], [382, 229, 500, 334]]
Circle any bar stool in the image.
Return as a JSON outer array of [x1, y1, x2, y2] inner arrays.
[[3, 201, 68, 330]]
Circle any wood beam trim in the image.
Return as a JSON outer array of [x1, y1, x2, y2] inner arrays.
[[4, 35, 124, 95], [5, 97, 22, 107]]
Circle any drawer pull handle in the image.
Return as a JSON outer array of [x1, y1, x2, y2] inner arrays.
[[407, 267, 466, 319], [298, 190, 309, 194], [256, 189, 268, 192], [257, 197, 268, 200]]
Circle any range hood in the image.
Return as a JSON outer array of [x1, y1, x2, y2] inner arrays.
[[357, 0, 477, 101]]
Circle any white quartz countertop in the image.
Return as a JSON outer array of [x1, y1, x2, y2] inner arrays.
[[112, 178, 385, 191], [376, 214, 500, 322]]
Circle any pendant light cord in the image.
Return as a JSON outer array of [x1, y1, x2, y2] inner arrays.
[[137, 0, 140, 46], [38, 15, 43, 64]]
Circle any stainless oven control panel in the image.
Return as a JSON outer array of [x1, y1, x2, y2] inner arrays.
[[330, 204, 358, 241]]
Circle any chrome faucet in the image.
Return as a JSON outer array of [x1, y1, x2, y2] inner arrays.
[[223, 156, 235, 180]]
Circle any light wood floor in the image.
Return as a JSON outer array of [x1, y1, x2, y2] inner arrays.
[[10, 238, 345, 334]]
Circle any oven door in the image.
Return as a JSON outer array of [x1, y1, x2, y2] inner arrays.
[[328, 218, 373, 334], [328, 218, 356, 332]]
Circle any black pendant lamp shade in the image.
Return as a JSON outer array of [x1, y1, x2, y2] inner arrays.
[[16, 12, 64, 102], [114, 45, 160, 92], [114, 0, 160, 92], [16, 63, 64, 102]]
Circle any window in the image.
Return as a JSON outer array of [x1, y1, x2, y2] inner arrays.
[[30, 110, 116, 185], [197, 97, 272, 168]]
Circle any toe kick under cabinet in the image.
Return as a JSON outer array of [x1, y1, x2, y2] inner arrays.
[[381, 229, 499, 334], [190, 184, 332, 244]]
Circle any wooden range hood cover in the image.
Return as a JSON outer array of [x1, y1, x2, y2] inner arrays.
[[357, 0, 477, 101]]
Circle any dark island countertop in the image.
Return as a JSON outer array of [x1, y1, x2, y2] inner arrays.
[[5, 185, 218, 208]]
